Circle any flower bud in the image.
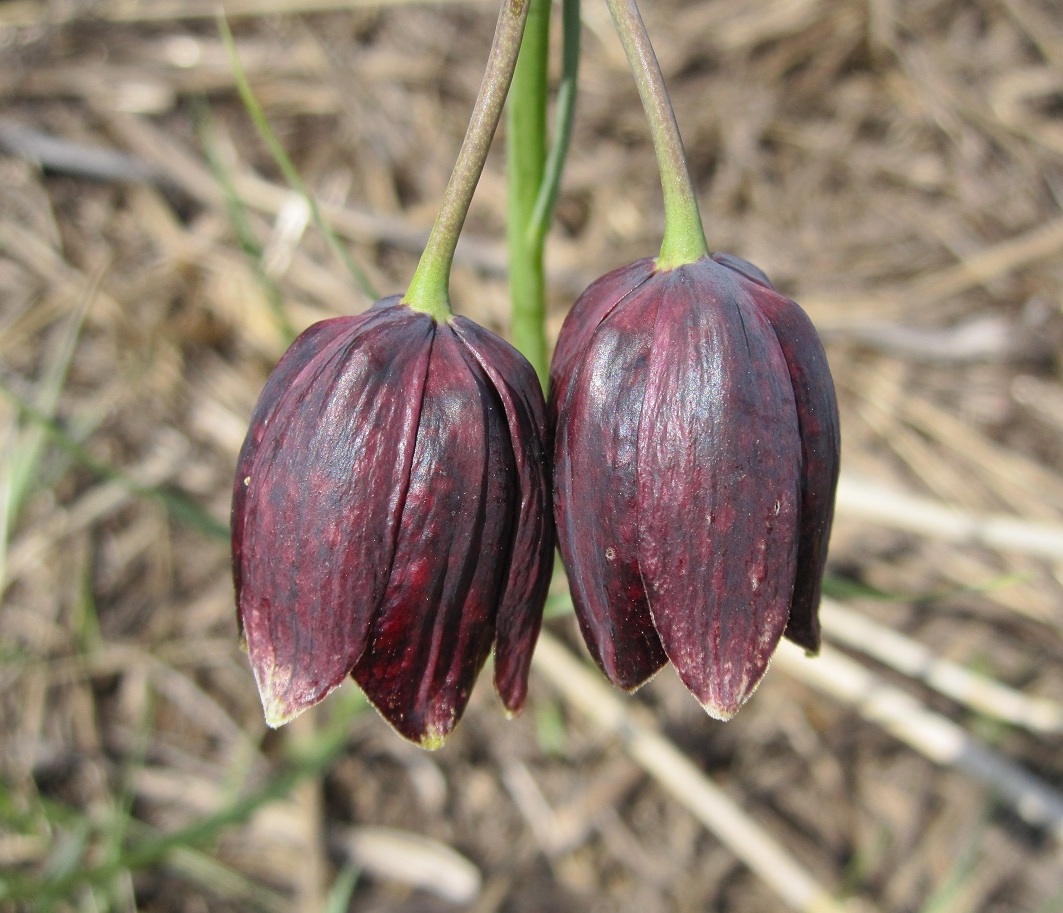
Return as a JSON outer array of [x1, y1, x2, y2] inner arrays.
[[551, 253, 839, 719], [233, 299, 553, 748]]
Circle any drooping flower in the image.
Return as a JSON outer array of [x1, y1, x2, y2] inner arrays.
[[550, 253, 839, 719], [232, 298, 553, 748]]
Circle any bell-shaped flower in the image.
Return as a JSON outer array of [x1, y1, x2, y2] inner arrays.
[[232, 298, 553, 748], [550, 253, 839, 719]]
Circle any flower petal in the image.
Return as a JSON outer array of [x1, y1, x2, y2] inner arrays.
[[232, 315, 359, 609], [636, 260, 802, 719], [353, 326, 516, 748], [452, 317, 553, 715], [548, 258, 656, 424], [749, 285, 840, 653], [711, 252, 774, 289], [237, 304, 433, 726], [555, 280, 668, 691]]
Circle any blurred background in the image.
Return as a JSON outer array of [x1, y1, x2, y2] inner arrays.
[[1, 0, 1062, 911]]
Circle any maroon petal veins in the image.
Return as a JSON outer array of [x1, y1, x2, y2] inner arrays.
[[452, 317, 553, 714], [555, 280, 669, 690], [548, 258, 656, 425], [746, 282, 840, 652], [237, 304, 433, 727], [636, 261, 802, 719], [232, 315, 359, 608], [711, 252, 774, 289], [352, 326, 516, 749]]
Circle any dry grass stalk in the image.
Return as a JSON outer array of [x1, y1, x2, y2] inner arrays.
[[533, 633, 874, 913], [775, 641, 1063, 844]]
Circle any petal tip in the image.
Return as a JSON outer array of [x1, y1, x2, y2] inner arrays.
[[499, 699, 524, 721], [495, 664, 532, 719], [263, 698, 304, 729], [418, 726, 449, 751], [258, 677, 308, 728], [689, 660, 774, 722], [252, 659, 324, 729], [700, 700, 740, 722], [360, 687, 459, 751]]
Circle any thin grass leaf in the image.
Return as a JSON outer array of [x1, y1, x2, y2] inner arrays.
[[0, 787, 288, 913], [0, 380, 229, 542], [527, 0, 580, 243], [0, 715, 352, 905], [919, 803, 990, 913], [162, 846, 291, 913], [100, 690, 157, 903], [322, 864, 359, 913], [1, 279, 95, 587], [195, 98, 298, 345], [218, 14, 379, 302]]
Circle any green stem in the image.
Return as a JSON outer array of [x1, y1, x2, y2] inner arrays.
[[528, 0, 581, 244], [506, 0, 551, 384], [604, 0, 708, 269], [405, 0, 533, 321]]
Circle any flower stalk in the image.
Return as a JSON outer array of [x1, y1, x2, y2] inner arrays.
[[604, 0, 708, 269], [507, 0, 580, 385], [506, 0, 551, 383], [404, 0, 533, 321]]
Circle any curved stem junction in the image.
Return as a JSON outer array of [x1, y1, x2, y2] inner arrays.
[[405, 0, 533, 320], [605, 0, 708, 269]]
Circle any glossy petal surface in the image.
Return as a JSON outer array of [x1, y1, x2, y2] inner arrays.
[[551, 252, 838, 719], [234, 300, 552, 746], [236, 305, 432, 726], [635, 261, 803, 718], [748, 283, 840, 652], [232, 315, 356, 607], [453, 317, 554, 713], [711, 252, 773, 289], [352, 326, 515, 747], [555, 280, 669, 690], [548, 258, 656, 424]]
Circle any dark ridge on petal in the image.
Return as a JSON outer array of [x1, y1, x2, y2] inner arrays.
[[548, 258, 656, 426], [637, 260, 801, 719], [712, 252, 775, 290], [353, 326, 516, 747], [232, 315, 360, 611], [555, 274, 669, 691], [750, 285, 840, 653], [237, 306, 434, 726], [370, 294, 405, 311], [451, 317, 553, 714]]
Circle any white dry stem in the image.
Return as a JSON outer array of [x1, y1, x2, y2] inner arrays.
[[819, 599, 1063, 735], [774, 640, 1063, 844], [836, 473, 1063, 561], [533, 632, 868, 913], [335, 826, 482, 905]]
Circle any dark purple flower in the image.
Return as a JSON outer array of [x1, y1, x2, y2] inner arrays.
[[550, 253, 839, 719], [232, 298, 553, 748]]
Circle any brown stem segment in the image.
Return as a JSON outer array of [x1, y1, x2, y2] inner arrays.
[[605, 0, 708, 268], [404, 0, 533, 319]]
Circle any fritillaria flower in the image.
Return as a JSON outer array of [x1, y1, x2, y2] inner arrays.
[[232, 299, 553, 748], [550, 252, 839, 719]]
